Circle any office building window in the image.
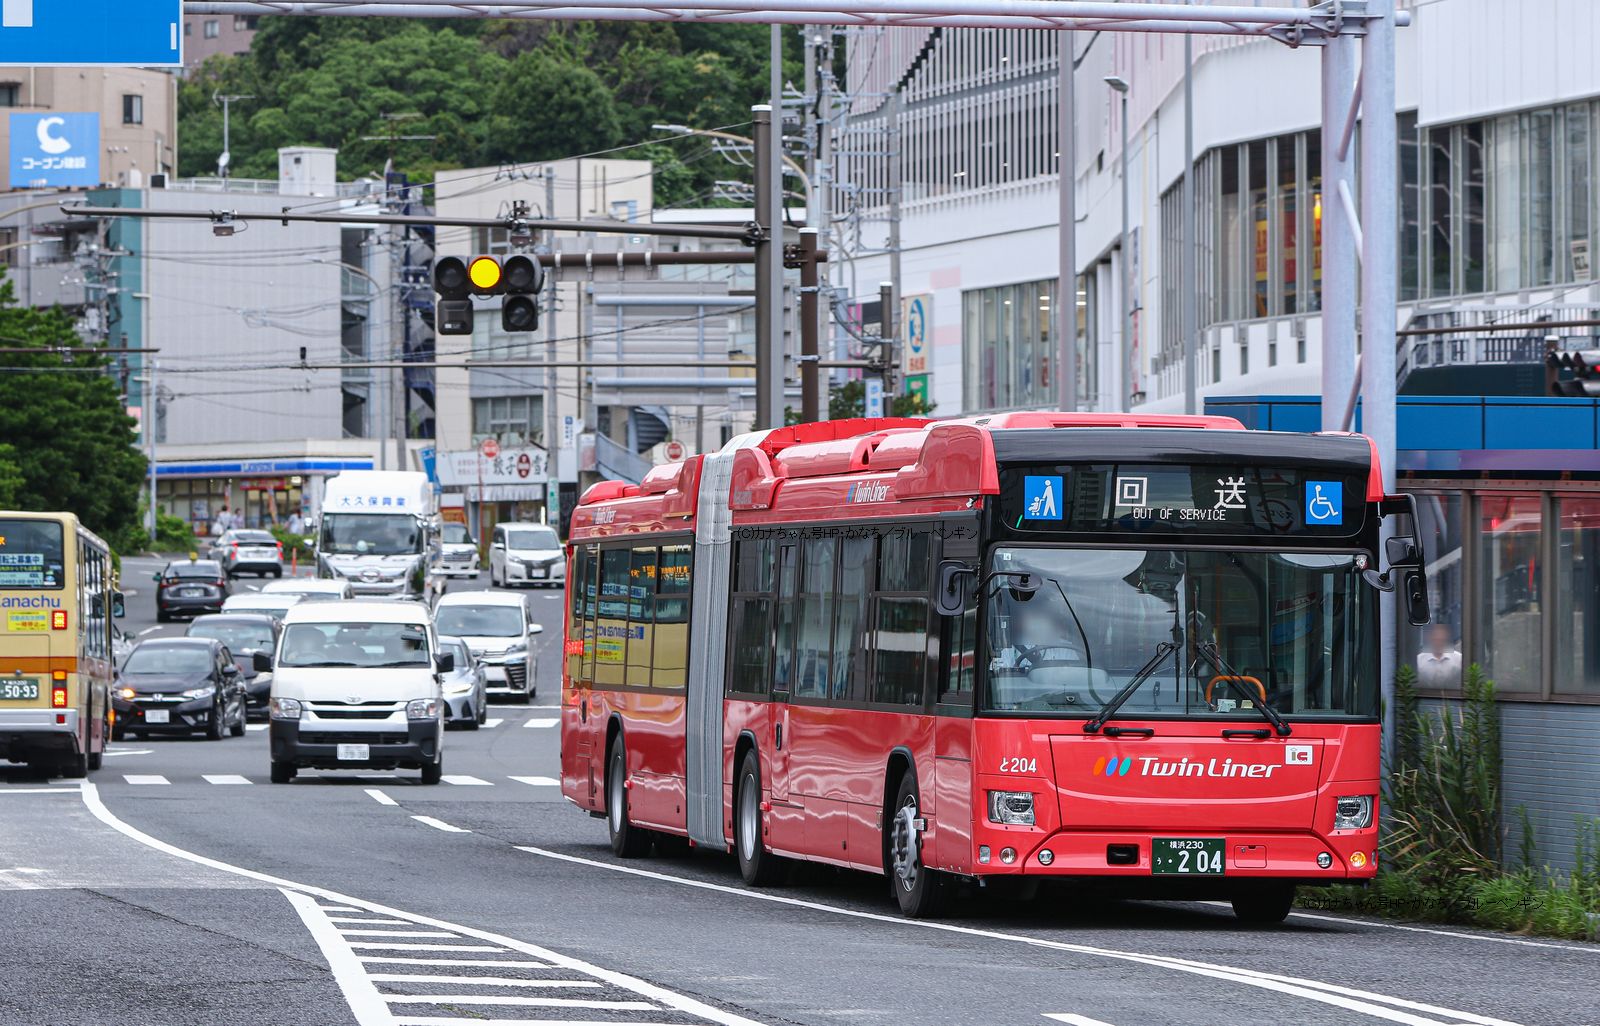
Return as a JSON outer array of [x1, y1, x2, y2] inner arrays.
[[234, 15, 259, 30], [122, 94, 143, 126], [962, 279, 1057, 411], [1405, 492, 1465, 691], [203, 19, 219, 38], [1476, 493, 1542, 693], [1555, 495, 1600, 696], [472, 395, 543, 444], [0, 83, 18, 107]]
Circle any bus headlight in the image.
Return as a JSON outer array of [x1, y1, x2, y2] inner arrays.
[[987, 790, 1036, 826], [1334, 795, 1375, 830], [270, 697, 302, 720]]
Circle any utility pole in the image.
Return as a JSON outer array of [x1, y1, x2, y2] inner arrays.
[[753, 101, 785, 430], [1181, 20, 1198, 416], [878, 280, 896, 400], [544, 166, 561, 525], [885, 88, 902, 402], [213, 92, 254, 179], [147, 358, 158, 544], [815, 30, 835, 414], [800, 227, 820, 422], [1057, 32, 1077, 412], [1106, 75, 1131, 412]]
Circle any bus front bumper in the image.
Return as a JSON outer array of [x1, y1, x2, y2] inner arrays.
[[0, 709, 81, 761], [961, 828, 1379, 884]]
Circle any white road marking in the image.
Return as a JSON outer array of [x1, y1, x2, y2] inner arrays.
[[411, 816, 469, 833], [340, 929, 459, 938], [441, 775, 492, 786], [0, 788, 79, 794], [368, 974, 600, 989], [137, 626, 163, 636], [483, 718, 503, 728], [521, 718, 558, 729], [385, 995, 655, 1010], [286, 889, 399, 1026], [393, 1022, 691, 1026], [365, 789, 397, 807], [247, 724, 268, 732], [356, 957, 549, 968], [1283, 907, 1600, 954], [527, 704, 559, 709], [123, 775, 169, 785], [329, 917, 413, 925], [1045, 1016, 1120, 1026], [514, 846, 1530, 1026], [508, 776, 560, 787], [80, 783, 768, 1026], [202, 774, 251, 785], [101, 749, 154, 758], [347, 942, 506, 952]]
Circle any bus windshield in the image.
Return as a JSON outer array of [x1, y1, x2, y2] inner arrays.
[[0, 518, 65, 589], [320, 513, 421, 556], [982, 546, 1376, 720]]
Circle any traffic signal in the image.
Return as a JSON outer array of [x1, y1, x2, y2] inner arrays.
[[1546, 349, 1600, 396], [501, 254, 544, 333], [433, 256, 472, 335]]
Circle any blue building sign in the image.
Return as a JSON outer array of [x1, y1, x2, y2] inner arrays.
[[9, 113, 99, 188], [0, 1, 181, 67]]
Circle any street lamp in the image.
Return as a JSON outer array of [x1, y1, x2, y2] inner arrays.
[[1105, 75, 1132, 412]]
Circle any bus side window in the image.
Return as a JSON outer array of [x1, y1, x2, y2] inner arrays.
[[581, 545, 601, 685], [939, 607, 978, 706], [654, 544, 691, 689], [626, 546, 658, 687], [833, 534, 873, 701], [793, 535, 837, 700], [728, 536, 775, 697], [871, 526, 933, 707], [567, 546, 592, 685], [595, 547, 631, 688], [772, 542, 798, 696]]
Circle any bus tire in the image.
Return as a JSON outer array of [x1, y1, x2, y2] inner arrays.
[[735, 751, 786, 886], [606, 740, 652, 858], [270, 760, 296, 784], [1231, 883, 1295, 925], [88, 712, 108, 771], [887, 771, 947, 918], [60, 748, 89, 779]]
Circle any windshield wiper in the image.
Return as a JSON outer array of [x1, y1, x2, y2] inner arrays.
[[1083, 641, 1177, 734], [1193, 642, 1291, 737]]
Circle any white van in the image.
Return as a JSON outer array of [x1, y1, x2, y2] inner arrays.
[[267, 600, 450, 784], [488, 522, 566, 588], [433, 590, 540, 703]]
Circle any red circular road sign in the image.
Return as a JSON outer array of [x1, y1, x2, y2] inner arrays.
[[664, 440, 686, 462], [516, 452, 532, 479], [479, 438, 499, 459]]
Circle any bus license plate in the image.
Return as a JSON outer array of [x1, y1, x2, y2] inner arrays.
[[0, 679, 39, 701], [144, 709, 170, 724], [337, 743, 370, 762], [1151, 837, 1226, 875]]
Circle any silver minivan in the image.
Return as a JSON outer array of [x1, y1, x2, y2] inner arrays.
[[488, 523, 565, 589], [267, 600, 450, 784]]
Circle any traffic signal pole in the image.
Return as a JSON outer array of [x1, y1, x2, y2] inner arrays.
[[753, 102, 785, 430]]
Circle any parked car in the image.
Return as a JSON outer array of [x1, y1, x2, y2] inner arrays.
[[154, 558, 230, 622], [267, 600, 448, 784], [186, 613, 280, 720], [439, 522, 480, 578], [221, 593, 302, 621], [112, 637, 254, 740], [437, 635, 487, 729], [433, 590, 540, 702], [208, 529, 285, 579], [488, 523, 566, 589], [261, 578, 354, 602]]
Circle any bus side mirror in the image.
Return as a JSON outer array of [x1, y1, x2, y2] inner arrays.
[[935, 560, 974, 618], [112, 593, 125, 619], [1402, 569, 1431, 626]]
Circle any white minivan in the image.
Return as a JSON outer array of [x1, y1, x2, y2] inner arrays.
[[488, 523, 566, 588], [267, 600, 450, 784], [433, 590, 540, 703]]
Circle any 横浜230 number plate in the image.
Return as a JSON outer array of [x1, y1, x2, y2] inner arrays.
[[0, 678, 39, 701], [1151, 837, 1226, 875]]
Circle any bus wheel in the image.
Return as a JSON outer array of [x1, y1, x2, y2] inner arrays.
[[606, 741, 651, 858], [88, 714, 108, 771], [1231, 884, 1296, 925], [59, 749, 88, 780], [735, 751, 785, 886], [888, 772, 946, 918]]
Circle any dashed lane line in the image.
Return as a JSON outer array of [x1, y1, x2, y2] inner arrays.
[[521, 718, 558, 729], [410, 816, 469, 834], [201, 774, 251, 785], [483, 718, 503, 728], [365, 789, 398, 806], [123, 775, 169, 785], [1045, 1016, 1120, 1026], [508, 776, 560, 787], [441, 775, 492, 786]]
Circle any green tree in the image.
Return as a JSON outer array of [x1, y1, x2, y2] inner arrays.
[[0, 276, 145, 541], [482, 50, 622, 165], [785, 380, 936, 425]]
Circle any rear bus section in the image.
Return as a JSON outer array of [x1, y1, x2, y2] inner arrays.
[[0, 513, 115, 778]]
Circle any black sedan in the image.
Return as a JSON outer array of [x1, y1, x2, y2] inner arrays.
[[154, 559, 231, 622], [185, 613, 280, 720], [112, 638, 253, 740]]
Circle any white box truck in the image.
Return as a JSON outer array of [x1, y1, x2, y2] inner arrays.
[[315, 471, 442, 602]]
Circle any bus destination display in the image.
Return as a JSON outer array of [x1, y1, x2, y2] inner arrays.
[[1000, 464, 1365, 537]]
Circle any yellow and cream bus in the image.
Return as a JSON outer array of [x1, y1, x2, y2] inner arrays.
[[0, 511, 120, 778]]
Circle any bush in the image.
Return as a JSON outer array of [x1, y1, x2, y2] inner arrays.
[[110, 509, 199, 558]]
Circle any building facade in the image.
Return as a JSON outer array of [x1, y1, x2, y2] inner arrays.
[[0, 65, 177, 189], [181, 14, 261, 71]]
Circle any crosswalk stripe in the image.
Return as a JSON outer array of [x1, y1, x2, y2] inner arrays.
[[355, 957, 550, 968], [522, 718, 558, 729], [339, 929, 459, 938], [367, 974, 601, 988], [394, 1021, 691, 1026], [365, 789, 397, 806], [202, 774, 251, 785], [411, 816, 470, 834], [346, 942, 505, 952], [385, 995, 656, 1010], [483, 718, 503, 728], [441, 775, 492, 786], [508, 776, 560, 787], [123, 775, 169, 785], [246, 724, 267, 732]]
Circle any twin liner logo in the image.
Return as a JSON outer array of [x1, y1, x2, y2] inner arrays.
[[845, 480, 890, 504], [1091, 753, 1288, 779]]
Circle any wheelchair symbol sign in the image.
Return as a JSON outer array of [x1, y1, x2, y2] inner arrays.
[[1305, 481, 1343, 525]]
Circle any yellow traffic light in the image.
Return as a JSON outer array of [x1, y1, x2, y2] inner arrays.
[[469, 256, 503, 293]]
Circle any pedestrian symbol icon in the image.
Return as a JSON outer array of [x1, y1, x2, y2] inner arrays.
[[1305, 481, 1343, 525], [1022, 475, 1062, 521]]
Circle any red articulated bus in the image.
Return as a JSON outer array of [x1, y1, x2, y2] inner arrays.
[[560, 413, 1428, 921]]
